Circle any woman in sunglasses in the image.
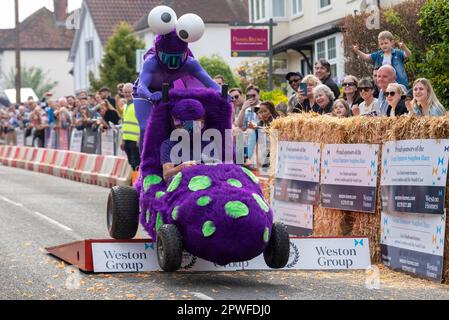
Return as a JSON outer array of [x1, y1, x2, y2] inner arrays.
[[411, 78, 446, 117], [341, 75, 364, 116], [357, 78, 378, 115], [385, 83, 408, 117]]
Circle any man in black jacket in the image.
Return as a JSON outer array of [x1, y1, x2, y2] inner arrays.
[[314, 59, 340, 100]]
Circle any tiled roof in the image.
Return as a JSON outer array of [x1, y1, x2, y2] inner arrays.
[[0, 7, 74, 50], [134, 0, 249, 31], [85, 0, 162, 44]]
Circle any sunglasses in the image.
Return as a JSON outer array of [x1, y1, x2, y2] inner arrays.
[[288, 78, 301, 85], [231, 95, 240, 101], [359, 87, 373, 92], [246, 94, 256, 99], [384, 91, 397, 97], [342, 82, 357, 87]]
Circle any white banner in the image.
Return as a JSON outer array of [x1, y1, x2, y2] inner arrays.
[[14, 128, 25, 146], [381, 210, 446, 281], [272, 199, 313, 236], [381, 139, 449, 187], [90, 237, 370, 273], [69, 129, 83, 152], [276, 141, 321, 182], [101, 129, 115, 156]]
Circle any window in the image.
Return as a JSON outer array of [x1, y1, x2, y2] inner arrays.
[[273, 0, 285, 17], [327, 37, 336, 60], [86, 40, 94, 62], [320, 0, 331, 8], [316, 41, 326, 60], [292, 0, 303, 16], [315, 35, 340, 80], [250, 0, 286, 22]]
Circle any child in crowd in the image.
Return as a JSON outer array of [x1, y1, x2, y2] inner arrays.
[[332, 99, 351, 118], [352, 31, 411, 87]]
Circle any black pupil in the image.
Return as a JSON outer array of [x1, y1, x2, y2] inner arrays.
[[179, 30, 189, 39], [161, 12, 171, 23]]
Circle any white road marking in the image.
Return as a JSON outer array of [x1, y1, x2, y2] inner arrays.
[[0, 195, 75, 233], [190, 292, 215, 300]]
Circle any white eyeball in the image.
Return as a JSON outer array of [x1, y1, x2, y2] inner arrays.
[[176, 14, 205, 43], [148, 6, 177, 35]]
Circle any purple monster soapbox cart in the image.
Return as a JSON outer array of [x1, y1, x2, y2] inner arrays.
[[106, 85, 290, 272]]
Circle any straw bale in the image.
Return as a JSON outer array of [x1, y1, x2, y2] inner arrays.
[[269, 114, 449, 277]]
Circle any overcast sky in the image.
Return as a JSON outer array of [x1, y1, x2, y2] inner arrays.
[[0, 0, 82, 29]]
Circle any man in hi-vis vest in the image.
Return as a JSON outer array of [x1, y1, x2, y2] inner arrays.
[[121, 83, 140, 183]]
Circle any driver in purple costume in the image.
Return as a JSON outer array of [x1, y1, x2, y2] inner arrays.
[[133, 6, 220, 150]]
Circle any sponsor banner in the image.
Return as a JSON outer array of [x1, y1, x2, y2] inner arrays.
[[231, 28, 268, 57], [92, 242, 157, 273], [70, 129, 83, 153], [82, 127, 98, 154], [381, 210, 446, 282], [381, 139, 449, 215], [321, 185, 376, 213], [14, 128, 25, 146], [90, 238, 369, 272], [274, 141, 321, 205], [244, 237, 370, 270], [320, 144, 379, 212], [101, 129, 115, 156], [272, 199, 313, 236]]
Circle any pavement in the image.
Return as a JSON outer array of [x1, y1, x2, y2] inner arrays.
[[1, 164, 449, 300]]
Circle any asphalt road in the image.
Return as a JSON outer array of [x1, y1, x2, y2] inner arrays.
[[1, 164, 449, 300]]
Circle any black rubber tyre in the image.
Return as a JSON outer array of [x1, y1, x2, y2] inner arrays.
[[107, 186, 139, 239], [157, 224, 183, 272], [264, 222, 290, 269]]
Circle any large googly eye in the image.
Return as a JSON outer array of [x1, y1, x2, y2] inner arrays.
[[148, 6, 177, 35], [176, 14, 205, 43]]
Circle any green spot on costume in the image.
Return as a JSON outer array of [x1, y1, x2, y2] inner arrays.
[[188, 176, 212, 191], [225, 201, 249, 219], [202, 221, 216, 237]]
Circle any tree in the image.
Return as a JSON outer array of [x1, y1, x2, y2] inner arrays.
[[90, 22, 145, 93], [416, 0, 449, 108], [235, 59, 284, 92], [3, 66, 58, 98], [198, 54, 239, 88]]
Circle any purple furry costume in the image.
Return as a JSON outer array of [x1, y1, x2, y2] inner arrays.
[[133, 15, 273, 265]]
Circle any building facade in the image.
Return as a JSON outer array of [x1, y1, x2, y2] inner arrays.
[[249, 0, 405, 84]]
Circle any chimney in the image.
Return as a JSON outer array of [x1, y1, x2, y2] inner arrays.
[[54, 0, 68, 25]]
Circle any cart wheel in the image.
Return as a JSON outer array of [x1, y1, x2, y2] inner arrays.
[[107, 186, 139, 239], [264, 222, 290, 269], [157, 224, 183, 272]]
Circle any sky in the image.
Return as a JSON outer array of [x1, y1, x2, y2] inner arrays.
[[0, 0, 83, 29]]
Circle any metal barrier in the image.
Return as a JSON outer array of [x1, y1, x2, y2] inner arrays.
[[2, 126, 125, 157]]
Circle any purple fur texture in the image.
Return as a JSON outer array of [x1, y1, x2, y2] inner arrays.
[[135, 88, 271, 266], [140, 164, 272, 265]]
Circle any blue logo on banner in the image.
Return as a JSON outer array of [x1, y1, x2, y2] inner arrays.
[[384, 217, 388, 225], [371, 161, 376, 168], [145, 243, 154, 250], [438, 190, 443, 197], [444, 146, 449, 152], [438, 157, 445, 166], [443, 169, 447, 175], [354, 239, 364, 247], [314, 158, 318, 165], [437, 226, 442, 234], [324, 160, 329, 167]]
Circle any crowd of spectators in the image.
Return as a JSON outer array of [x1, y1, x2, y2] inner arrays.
[[0, 83, 134, 147]]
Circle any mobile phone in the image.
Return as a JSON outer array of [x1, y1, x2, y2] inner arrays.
[[299, 83, 307, 95], [254, 106, 260, 113]]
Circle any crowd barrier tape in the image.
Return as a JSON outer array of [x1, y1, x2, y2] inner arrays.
[[0, 145, 132, 188]]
